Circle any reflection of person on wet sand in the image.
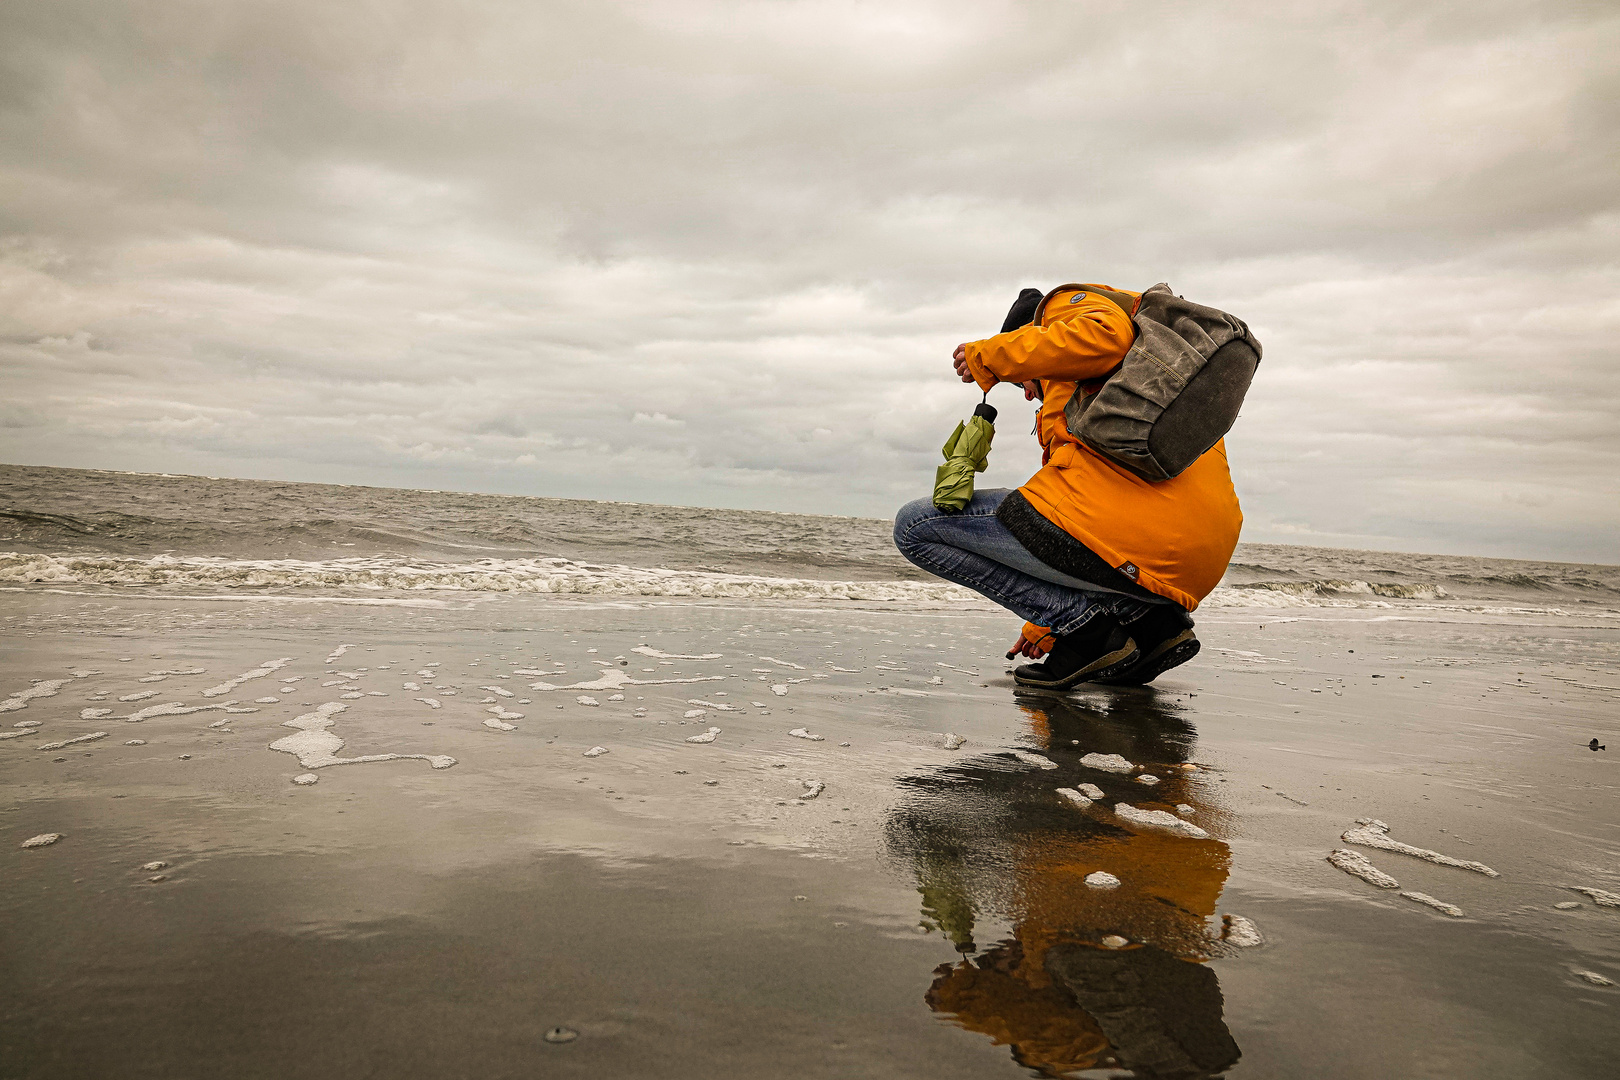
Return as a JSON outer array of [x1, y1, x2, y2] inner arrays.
[[886, 693, 1243, 1078]]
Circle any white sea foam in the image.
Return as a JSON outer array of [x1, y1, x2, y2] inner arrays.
[[529, 669, 725, 692], [201, 658, 293, 698], [0, 552, 979, 603], [757, 656, 805, 669], [1056, 788, 1093, 808], [123, 700, 254, 722], [1572, 887, 1620, 908], [799, 779, 825, 800], [686, 727, 721, 744], [36, 731, 108, 750], [1080, 753, 1135, 774], [270, 701, 455, 770], [1010, 750, 1058, 770], [1114, 803, 1210, 839], [1342, 818, 1499, 876], [633, 646, 722, 660], [1, 679, 70, 713], [1401, 891, 1465, 917], [1328, 848, 1400, 889]]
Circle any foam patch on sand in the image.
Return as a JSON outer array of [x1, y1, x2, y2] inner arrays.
[[270, 702, 455, 770], [1080, 753, 1135, 774], [1, 679, 70, 713], [1401, 891, 1465, 917], [529, 669, 724, 692], [1342, 819, 1499, 876], [1572, 887, 1620, 908], [124, 701, 256, 722], [1328, 848, 1400, 888], [632, 646, 722, 660], [36, 731, 108, 750], [1114, 803, 1210, 839], [201, 658, 294, 698], [756, 656, 805, 669]]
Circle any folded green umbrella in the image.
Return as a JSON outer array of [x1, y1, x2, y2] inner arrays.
[[932, 402, 997, 511]]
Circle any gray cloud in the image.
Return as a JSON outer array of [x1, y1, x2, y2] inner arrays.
[[2, 0, 1617, 561]]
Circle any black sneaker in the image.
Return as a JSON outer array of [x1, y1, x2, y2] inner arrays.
[[1013, 620, 1139, 689], [1095, 605, 1199, 686]]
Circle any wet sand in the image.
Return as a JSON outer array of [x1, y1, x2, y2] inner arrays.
[[2, 589, 1617, 1078]]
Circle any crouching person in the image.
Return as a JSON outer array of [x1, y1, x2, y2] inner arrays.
[[894, 283, 1245, 688]]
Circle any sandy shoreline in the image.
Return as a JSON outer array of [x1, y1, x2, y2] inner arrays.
[[3, 587, 1617, 1077]]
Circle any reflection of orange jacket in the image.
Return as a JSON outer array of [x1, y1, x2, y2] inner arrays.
[[962, 285, 1242, 610]]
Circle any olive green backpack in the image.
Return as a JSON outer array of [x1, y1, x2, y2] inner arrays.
[[1056, 283, 1261, 482]]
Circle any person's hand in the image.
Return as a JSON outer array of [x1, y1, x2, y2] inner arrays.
[[953, 344, 975, 383], [1021, 380, 1040, 401], [1006, 625, 1056, 660]]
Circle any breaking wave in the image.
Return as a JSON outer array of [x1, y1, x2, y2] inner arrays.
[[0, 552, 977, 604], [0, 551, 1483, 612], [1226, 579, 1448, 601]]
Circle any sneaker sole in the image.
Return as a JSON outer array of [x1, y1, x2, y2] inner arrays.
[[1095, 631, 1200, 686], [1013, 638, 1141, 689]]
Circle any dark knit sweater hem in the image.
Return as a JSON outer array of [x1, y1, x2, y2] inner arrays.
[[994, 489, 1167, 606]]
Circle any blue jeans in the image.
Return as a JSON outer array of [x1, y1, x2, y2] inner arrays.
[[893, 488, 1157, 636]]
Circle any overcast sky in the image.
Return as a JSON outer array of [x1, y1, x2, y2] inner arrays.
[[2, 0, 1616, 562]]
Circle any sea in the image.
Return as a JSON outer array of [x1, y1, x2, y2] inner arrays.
[[3, 463, 1617, 617]]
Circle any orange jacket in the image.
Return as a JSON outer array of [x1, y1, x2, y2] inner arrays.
[[961, 285, 1242, 610]]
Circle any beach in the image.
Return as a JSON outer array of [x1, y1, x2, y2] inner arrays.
[[3, 464, 1618, 1078]]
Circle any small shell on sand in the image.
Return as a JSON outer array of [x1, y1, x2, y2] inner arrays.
[[22, 833, 61, 848], [1080, 753, 1134, 774], [1114, 803, 1209, 839], [1328, 848, 1400, 889], [292, 773, 319, 785], [1401, 891, 1464, 917], [1056, 788, 1093, 809], [1100, 935, 1129, 949], [583, 746, 609, 757], [1084, 871, 1120, 888], [788, 728, 824, 741], [942, 733, 966, 750]]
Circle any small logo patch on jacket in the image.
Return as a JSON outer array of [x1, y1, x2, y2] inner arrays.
[[1069, 291, 1087, 304], [1118, 561, 1139, 580]]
